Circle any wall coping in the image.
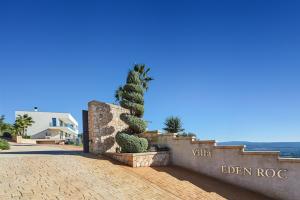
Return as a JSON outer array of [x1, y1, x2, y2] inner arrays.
[[191, 140, 216, 144], [105, 151, 169, 156], [215, 145, 245, 150], [158, 133, 300, 160], [278, 158, 300, 163], [241, 151, 280, 156], [88, 100, 129, 111]]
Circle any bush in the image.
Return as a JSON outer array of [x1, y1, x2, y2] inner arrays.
[[177, 132, 197, 137], [116, 132, 148, 153], [0, 139, 10, 150], [163, 116, 184, 133], [22, 135, 31, 139], [120, 114, 147, 133]]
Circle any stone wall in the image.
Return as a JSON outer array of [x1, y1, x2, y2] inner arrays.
[[105, 151, 170, 167], [156, 133, 300, 200], [16, 136, 36, 144], [88, 100, 129, 154]]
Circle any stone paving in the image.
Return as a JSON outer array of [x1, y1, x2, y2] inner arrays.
[[0, 143, 273, 200]]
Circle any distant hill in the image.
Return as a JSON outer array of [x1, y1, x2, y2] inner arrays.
[[218, 141, 300, 158]]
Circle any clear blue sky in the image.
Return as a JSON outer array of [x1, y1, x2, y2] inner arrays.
[[1, 0, 299, 142]]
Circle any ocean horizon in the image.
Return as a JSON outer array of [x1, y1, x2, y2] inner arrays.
[[218, 141, 300, 158]]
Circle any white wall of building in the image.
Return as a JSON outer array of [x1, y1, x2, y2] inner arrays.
[[15, 111, 79, 139]]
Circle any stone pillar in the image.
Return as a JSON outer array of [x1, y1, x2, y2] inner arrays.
[[88, 100, 129, 154], [16, 136, 22, 143]]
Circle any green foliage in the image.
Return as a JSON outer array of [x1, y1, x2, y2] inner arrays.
[[114, 64, 153, 153], [177, 132, 197, 137], [163, 116, 184, 133], [115, 132, 148, 153], [120, 99, 144, 117], [133, 64, 154, 91], [126, 70, 142, 85], [0, 115, 15, 137], [123, 84, 144, 95], [14, 114, 35, 136], [0, 139, 10, 150], [120, 114, 147, 133], [122, 91, 144, 105], [0, 115, 9, 135]]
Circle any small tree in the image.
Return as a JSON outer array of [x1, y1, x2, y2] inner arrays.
[[163, 116, 184, 133], [14, 114, 34, 136], [115, 64, 153, 153], [0, 115, 6, 136], [0, 115, 13, 136]]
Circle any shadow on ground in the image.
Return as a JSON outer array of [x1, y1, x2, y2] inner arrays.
[[148, 166, 274, 200], [103, 156, 274, 200]]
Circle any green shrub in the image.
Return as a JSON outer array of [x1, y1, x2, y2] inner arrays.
[[120, 99, 144, 117], [177, 132, 197, 137], [22, 135, 31, 139], [163, 116, 184, 133], [123, 84, 144, 95], [0, 139, 10, 150], [114, 65, 153, 153], [120, 114, 147, 133], [115, 132, 148, 153]]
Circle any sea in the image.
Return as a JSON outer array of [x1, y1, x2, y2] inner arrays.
[[218, 142, 300, 158]]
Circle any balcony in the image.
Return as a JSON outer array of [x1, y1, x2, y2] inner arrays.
[[49, 122, 78, 134]]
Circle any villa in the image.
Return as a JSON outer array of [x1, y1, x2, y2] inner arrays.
[[15, 108, 78, 141]]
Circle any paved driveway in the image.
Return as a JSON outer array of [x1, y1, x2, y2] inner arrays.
[[0, 143, 272, 200]]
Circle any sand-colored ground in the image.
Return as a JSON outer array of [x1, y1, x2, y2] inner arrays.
[[0, 143, 273, 200]]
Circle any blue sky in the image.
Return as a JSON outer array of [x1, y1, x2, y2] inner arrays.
[[0, 0, 300, 142]]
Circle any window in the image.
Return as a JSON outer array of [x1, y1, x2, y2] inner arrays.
[[52, 118, 57, 126]]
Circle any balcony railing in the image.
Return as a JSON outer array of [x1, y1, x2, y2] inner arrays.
[[49, 123, 77, 131]]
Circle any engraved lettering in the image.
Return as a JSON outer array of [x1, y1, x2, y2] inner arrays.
[[229, 166, 235, 174], [192, 148, 212, 157], [243, 167, 252, 176], [221, 165, 227, 173], [257, 168, 265, 177], [265, 169, 276, 177], [235, 166, 242, 175], [277, 169, 288, 179]]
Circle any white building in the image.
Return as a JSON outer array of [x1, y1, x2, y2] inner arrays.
[[15, 109, 79, 140]]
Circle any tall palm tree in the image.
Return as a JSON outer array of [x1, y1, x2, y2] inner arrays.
[[14, 114, 34, 136]]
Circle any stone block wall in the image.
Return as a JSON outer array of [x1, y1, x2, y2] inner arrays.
[[88, 100, 129, 154], [156, 133, 300, 200], [105, 151, 170, 167]]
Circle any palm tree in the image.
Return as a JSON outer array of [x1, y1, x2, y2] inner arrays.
[[14, 114, 34, 136], [133, 64, 154, 91], [163, 116, 185, 133], [0, 115, 16, 137]]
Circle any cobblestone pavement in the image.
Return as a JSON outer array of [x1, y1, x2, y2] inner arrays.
[[0, 143, 272, 200]]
